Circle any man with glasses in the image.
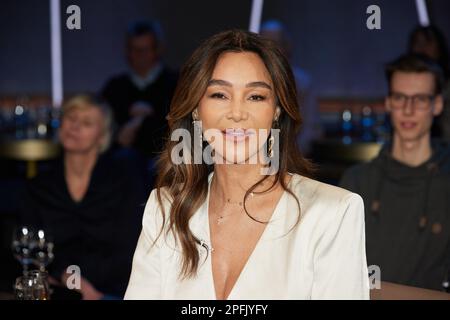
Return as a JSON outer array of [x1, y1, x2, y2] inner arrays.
[[340, 54, 450, 291]]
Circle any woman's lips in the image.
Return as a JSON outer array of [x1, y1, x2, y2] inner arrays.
[[221, 128, 255, 142], [63, 132, 80, 141]]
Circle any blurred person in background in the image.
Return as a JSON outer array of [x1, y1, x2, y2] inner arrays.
[[18, 95, 146, 299], [101, 20, 178, 172], [260, 20, 323, 156], [408, 25, 450, 142], [340, 54, 450, 291]]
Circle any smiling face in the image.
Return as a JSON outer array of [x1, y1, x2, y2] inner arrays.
[[197, 51, 280, 164], [386, 71, 443, 143]]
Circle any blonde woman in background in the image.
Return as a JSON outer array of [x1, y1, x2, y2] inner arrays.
[[19, 95, 146, 300]]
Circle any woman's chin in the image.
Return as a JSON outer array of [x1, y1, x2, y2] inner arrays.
[[63, 145, 97, 155], [214, 151, 259, 165]]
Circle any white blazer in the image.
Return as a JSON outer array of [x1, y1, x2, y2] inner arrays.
[[125, 172, 370, 300]]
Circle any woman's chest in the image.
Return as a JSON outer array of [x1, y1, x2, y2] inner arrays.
[[160, 223, 317, 299]]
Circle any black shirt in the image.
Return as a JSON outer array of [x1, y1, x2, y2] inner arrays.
[[340, 142, 450, 290], [102, 67, 178, 158], [18, 150, 147, 297]]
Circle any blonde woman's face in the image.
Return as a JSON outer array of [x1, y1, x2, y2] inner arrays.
[[197, 51, 279, 164], [59, 106, 105, 154]]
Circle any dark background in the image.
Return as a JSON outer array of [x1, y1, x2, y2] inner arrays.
[[1, 0, 450, 99], [1, 0, 450, 299]]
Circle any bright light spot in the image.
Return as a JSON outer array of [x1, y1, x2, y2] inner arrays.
[[15, 105, 24, 116], [343, 110, 352, 122], [38, 124, 47, 135]]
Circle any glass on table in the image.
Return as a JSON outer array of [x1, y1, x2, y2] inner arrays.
[[11, 226, 54, 274], [32, 229, 55, 272], [11, 226, 35, 274], [14, 270, 51, 300]]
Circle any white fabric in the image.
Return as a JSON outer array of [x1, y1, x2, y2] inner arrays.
[[124, 172, 370, 300]]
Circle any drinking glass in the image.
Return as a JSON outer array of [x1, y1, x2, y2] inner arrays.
[[32, 229, 55, 272], [11, 226, 36, 274], [14, 270, 50, 300]]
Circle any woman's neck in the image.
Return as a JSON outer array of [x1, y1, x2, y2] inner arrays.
[[391, 133, 432, 167], [64, 150, 98, 179], [212, 164, 276, 202]]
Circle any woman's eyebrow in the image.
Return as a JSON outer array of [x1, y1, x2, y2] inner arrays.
[[208, 79, 272, 90], [246, 81, 272, 90], [208, 79, 232, 87]]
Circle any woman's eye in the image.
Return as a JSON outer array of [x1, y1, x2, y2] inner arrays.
[[210, 93, 227, 99], [249, 95, 266, 101]]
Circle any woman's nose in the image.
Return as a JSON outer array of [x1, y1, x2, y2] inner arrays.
[[226, 100, 248, 122], [68, 119, 81, 130]]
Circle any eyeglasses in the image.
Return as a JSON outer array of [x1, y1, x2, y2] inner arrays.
[[388, 92, 436, 111]]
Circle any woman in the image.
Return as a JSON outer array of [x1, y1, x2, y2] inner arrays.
[[19, 95, 146, 299], [125, 30, 369, 299]]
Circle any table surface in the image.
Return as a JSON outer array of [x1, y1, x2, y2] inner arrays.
[[312, 139, 383, 163], [370, 281, 450, 300], [0, 139, 60, 161], [0, 292, 14, 300]]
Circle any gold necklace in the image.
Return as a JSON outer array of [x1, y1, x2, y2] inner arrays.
[[226, 198, 243, 206], [215, 193, 254, 225], [210, 175, 262, 225]]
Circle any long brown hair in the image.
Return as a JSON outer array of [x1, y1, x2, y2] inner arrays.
[[155, 29, 312, 279]]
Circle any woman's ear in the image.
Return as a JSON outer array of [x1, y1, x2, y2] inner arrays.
[[98, 126, 108, 152], [99, 136, 107, 151]]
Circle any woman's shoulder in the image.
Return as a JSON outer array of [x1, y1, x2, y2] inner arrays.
[[288, 173, 364, 218], [144, 187, 173, 215], [287, 174, 365, 240], [141, 187, 173, 232], [290, 173, 360, 200]]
